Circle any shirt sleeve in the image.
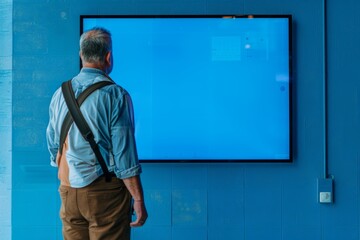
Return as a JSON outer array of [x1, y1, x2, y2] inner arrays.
[[46, 89, 60, 167], [111, 91, 142, 179]]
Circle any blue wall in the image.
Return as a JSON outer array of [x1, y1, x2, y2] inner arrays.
[[6, 0, 360, 239], [0, 1, 12, 239]]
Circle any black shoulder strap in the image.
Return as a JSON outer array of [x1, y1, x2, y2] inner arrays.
[[59, 80, 114, 154], [60, 80, 114, 182]]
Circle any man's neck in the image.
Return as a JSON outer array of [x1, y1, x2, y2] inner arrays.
[[82, 62, 106, 73]]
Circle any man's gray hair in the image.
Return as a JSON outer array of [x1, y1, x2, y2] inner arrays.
[[80, 27, 112, 64]]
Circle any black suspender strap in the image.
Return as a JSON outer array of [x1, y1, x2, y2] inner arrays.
[[60, 80, 114, 182], [59, 80, 114, 154]]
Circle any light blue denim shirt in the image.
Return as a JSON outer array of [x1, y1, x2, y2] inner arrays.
[[46, 68, 141, 188]]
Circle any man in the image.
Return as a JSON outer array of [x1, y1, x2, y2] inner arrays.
[[46, 27, 147, 240]]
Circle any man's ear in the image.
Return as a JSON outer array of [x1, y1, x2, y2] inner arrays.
[[105, 51, 112, 65], [105, 51, 113, 74]]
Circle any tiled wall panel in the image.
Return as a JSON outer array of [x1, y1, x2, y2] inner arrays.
[[0, 1, 12, 240]]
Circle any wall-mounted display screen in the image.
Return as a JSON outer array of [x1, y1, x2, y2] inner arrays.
[[81, 15, 292, 162]]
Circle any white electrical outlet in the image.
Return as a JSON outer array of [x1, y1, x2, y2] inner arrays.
[[319, 192, 332, 203]]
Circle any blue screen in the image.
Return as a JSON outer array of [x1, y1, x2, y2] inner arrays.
[[82, 16, 291, 161]]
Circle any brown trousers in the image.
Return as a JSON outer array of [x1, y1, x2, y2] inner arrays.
[[59, 176, 132, 240]]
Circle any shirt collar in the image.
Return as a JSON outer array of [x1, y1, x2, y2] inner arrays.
[[74, 67, 112, 87], [80, 67, 107, 76]]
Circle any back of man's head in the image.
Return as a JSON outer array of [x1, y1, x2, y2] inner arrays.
[[80, 27, 112, 65]]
